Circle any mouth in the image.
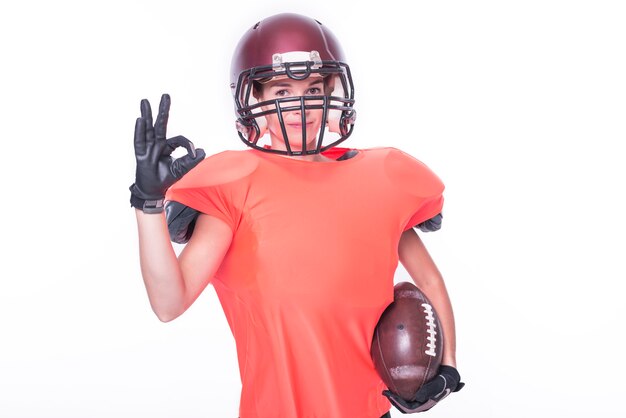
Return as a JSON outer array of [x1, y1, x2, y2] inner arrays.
[[286, 122, 315, 128]]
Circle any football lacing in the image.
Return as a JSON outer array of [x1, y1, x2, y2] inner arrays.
[[422, 303, 438, 357]]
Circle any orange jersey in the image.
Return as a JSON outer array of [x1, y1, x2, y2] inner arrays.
[[166, 147, 444, 418]]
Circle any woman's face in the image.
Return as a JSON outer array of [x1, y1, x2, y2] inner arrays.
[[256, 75, 326, 153]]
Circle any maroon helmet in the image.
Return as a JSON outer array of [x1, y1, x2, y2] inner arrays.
[[230, 13, 356, 155]]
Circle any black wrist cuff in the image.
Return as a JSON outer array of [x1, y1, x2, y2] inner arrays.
[[439, 365, 464, 392], [130, 193, 164, 214]]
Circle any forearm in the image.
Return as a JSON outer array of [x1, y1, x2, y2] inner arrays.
[[135, 209, 187, 322], [398, 229, 457, 367]]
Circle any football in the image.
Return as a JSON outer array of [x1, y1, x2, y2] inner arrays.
[[371, 281, 443, 400]]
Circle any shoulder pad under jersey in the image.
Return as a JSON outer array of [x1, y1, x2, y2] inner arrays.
[[170, 150, 260, 190], [383, 148, 445, 198], [164, 150, 259, 243]]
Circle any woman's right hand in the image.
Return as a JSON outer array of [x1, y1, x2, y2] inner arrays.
[[129, 93, 205, 213]]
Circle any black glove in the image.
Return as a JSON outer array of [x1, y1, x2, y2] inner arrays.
[[130, 94, 205, 213], [383, 365, 464, 414]]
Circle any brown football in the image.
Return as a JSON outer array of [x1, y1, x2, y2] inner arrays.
[[371, 281, 443, 400]]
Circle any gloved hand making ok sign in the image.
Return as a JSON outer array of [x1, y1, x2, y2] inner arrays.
[[129, 94, 205, 213]]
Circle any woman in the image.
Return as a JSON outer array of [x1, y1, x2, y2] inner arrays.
[[130, 12, 463, 418]]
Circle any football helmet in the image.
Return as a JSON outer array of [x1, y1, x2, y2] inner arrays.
[[230, 13, 356, 155]]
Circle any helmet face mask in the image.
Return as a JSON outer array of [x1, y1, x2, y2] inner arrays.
[[231, 13, 356, 155]]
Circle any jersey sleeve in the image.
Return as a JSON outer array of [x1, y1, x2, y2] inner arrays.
[[383, 148, 445, 231], [165, 150, 258, 232]]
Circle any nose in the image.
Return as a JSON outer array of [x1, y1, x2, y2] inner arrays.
[[284, 97, 306, 117]]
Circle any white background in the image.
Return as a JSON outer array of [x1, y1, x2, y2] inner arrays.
[[1, 0, 625, 417]]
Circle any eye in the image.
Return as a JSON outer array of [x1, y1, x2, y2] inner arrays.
[[274, 89, 290, 97], [307, 87, 322, 95]]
